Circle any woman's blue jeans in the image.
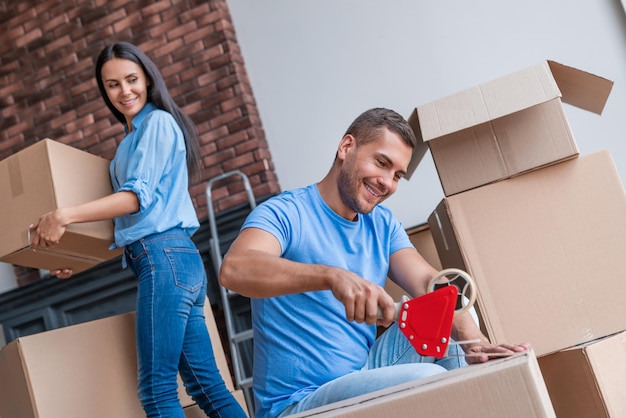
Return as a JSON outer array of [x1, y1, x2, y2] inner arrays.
[[279, 324, 468, 417], [125, 228, 246, 418]]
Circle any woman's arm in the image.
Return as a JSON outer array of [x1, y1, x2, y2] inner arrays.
[[30, 191, 139, 248], [29, 191, 139, 279]]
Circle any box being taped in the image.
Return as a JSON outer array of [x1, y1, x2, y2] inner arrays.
[[428, 150, 626, 357], [0, 299, 247, 418], [538, 331, 626, 418], [0, 138, 121, 273], [291, 350, 555, 418], [406, 60, 613, 196]]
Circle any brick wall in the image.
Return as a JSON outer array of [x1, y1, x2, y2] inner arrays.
[[0, 0, 280, 284]]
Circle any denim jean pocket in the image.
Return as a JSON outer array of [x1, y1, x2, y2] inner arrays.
[[164, 247, 204, 292]]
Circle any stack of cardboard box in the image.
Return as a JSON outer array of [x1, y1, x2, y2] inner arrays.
[[408, 60, 625, 417]]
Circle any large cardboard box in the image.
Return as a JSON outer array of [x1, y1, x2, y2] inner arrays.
[[0, 300, 246, 418], [290, 350, 555, 417], [428, 150, 626, 356], [0, 138, 121, 273], [406, 60, 613, 196], [538, 331, 626, 417]]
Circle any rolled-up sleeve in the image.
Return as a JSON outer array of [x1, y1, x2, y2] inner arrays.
[[117, 111, 178, 211]]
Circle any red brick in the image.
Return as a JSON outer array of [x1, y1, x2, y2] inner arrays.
[[4, 24, 25, 41], [181, 62, 214, 83], [199, 125, 228, 145], [15, 27, 42, 48], [202, 147, 236, 167], [109, 0, 134, 7], [153, 38, 184, 58], [141, 1, 171, 17], [113, 12, 142, 33], [161, 60, 188, 79], [217, 129, 248, 150], [66, 113, 95, 133], [197, 9, 223, 26], [49, 110, 78, 130], [166, 20, 198, 42], [0, 134, 24, 154], [6, 7, 36, 27], [6, 120, 31, 138], [179, 3, 211, 22], [170, 41, 205, 62], [70, 78, 97, 96]]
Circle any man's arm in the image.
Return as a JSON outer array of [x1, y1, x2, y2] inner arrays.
[[388, 247, 529, 364], [220, 227, 396, 324]]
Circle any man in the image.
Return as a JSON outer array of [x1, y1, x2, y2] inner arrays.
[[220, 108, 530, 417]]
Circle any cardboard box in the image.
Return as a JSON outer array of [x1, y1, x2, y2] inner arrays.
[[290, 350, 555, 417], [406, 60, 613, 196], [0, 138, 121, 273], [538, 331, 626, 417], [0, 299, 245, 418], [428, 150, 626, 356]]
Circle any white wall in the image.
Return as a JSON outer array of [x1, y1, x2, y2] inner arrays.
[[226, 0, 626, 228]]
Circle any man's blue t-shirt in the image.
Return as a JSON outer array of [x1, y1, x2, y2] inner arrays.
[[242, 184, 413, 417]]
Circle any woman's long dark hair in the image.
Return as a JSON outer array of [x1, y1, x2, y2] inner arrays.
[[95, 42, 201, 178]]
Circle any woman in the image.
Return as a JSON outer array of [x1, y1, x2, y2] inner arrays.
[[31, 42, 247, 418]]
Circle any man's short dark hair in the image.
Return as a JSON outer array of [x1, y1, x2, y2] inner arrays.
[[344, 108, 417, 149]]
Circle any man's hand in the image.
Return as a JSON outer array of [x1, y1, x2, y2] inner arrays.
[[328, 270, 395, 326], [463, 342, 531, 364]]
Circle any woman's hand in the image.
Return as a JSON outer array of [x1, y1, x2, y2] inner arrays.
[[50, 268, 74, 279], [30, 209, 68, 249]]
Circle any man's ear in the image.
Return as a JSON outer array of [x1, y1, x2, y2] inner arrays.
[[337, 134, 356, 161]]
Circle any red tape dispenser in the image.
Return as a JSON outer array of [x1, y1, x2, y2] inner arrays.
[[390, 268, 477, 358]]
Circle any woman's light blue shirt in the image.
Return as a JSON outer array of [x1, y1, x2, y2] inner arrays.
[[109, 102, 199, 247]]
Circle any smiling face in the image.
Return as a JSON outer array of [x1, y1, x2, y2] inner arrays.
[[336, 127, 412, 217], [100, 58, 149, 128]]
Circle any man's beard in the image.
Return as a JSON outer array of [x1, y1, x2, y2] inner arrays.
[[337, 164, 380, 215]]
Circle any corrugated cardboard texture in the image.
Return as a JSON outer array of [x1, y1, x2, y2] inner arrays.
[[547, 61, 614, 115], [538, 331, 626, 417], [0, 139, 121, 272], [427, 98, 578, 195], [0, 299, 244, 418], [406, 60, 613, 191], [418, 62, 561, 141], [428, 150, 626, 357], [292, 350, 555, 418]]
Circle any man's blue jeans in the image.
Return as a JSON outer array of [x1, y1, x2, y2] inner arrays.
[[125, 228, 246, 418], [279, 323, 468, 417]]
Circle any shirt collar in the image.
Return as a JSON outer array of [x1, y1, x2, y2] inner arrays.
[[125, 102, 157, 133]]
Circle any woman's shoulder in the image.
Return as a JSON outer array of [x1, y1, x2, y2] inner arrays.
[[143, 106, 176, 125], [139, 106, 182, 139]]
